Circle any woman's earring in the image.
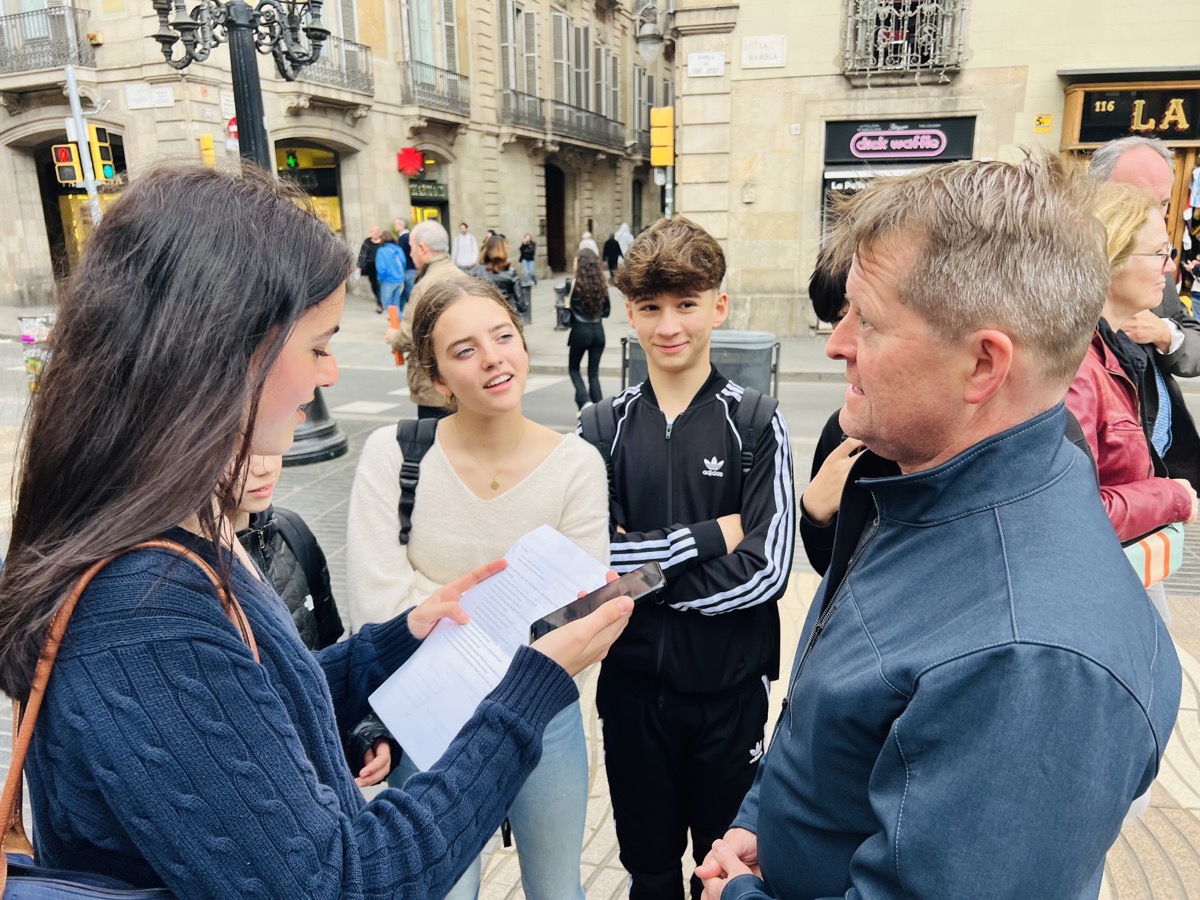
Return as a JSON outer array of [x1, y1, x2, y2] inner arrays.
[[442, 391, 456, 409]]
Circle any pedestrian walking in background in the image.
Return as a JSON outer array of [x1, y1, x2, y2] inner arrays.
[[615, 222, 634, 262], [356, 224, 384, 310], [567, 248, 610, 412], [470, 233, 525, 316], [453, 222, 480, 269], [602, 233, 622, 278], [396, 219, 417, 309], [232, 453, 399, 789], [389, 219, 463, 420], [578, 231, 599, 256], [519, 233, 538, 285], [375, 231, 408, 317], [347, 274, 611, 900], [0, 162, 632, 898]]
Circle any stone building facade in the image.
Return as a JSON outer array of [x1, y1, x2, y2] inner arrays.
[[0, 0, 676, 306], [671, 1, 1198, 334]]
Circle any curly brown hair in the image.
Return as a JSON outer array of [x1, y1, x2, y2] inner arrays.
[[613, 216, 725, 301], [572, 249, 608, 317], [410, 274, 527, 395]]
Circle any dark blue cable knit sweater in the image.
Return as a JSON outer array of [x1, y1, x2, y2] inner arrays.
[[25, 528, 576, 898]]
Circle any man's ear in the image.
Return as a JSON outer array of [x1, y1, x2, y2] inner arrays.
[[626, 299, 635, 327], [962, 329, 1013, 405], [712, 291, 730, 328]]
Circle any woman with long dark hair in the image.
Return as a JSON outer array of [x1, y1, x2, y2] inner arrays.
[[0, 164, 631, 898], [566, 248, 610, 411]]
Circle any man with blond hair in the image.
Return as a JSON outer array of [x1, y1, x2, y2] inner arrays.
[[697, 157, 1181, 899]]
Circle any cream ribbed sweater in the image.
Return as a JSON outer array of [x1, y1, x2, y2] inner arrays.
[[345, 424, 609, 633]]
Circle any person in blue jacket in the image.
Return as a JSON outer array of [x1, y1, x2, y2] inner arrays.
[[0, 163, 632, 899], [697, 157, 1182, 899], [375, 231, 408, 317]]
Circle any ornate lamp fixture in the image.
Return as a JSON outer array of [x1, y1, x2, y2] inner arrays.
[[635, 0, 663, 64]]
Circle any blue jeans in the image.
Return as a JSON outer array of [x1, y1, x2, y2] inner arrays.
[[402, 267, 418, 307], [387, 701, 587, 900], [380, 280, 405, 314], [520, 258, 537, 285]]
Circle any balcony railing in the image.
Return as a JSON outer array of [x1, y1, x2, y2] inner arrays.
[[842, 0, 967, 85], [550, 100, 625, 149], [633, 129, 650, 157], [0, 6, 92, 75], [298, 34, 373, 95], [498, 89, 545, 130], [400, 61, 469, 117]]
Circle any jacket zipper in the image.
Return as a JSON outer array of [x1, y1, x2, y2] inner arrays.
[[783, 497, 880, 734], [656, 413, 678, 710]]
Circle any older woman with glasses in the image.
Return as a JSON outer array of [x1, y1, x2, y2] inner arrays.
[[1066, 183, 1198, 591]]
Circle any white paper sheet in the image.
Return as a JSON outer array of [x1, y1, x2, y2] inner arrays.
[[368, 524, 609, 771]]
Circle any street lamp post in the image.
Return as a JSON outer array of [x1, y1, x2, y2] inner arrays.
[[151, 0, 349, 466]]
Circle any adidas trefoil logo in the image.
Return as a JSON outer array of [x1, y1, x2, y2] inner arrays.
[[702, 456, 725, 477]]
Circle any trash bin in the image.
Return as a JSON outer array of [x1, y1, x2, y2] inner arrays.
[[19, 314, 54, 394], [622, 329, 780, 396], [553, 278, 573, 331]]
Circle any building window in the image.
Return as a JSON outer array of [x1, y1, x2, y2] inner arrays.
[[552, 11, 570, 103], [572, 24, 590, 109], [499, 0, 539, 95], [632, 66, 647, 132], [405, 0, 458, 71], [842, 0, 968, 86]]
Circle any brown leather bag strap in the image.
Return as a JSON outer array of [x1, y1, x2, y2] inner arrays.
[[2, 539, 259, 875]]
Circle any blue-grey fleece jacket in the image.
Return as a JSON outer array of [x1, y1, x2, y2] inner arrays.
[[725, 404, 1181, 899]]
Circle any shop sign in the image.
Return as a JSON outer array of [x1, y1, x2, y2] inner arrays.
[[409, 180, 448, 201], [824, 118, 975, 165], [1078, 89, 1198, 143]]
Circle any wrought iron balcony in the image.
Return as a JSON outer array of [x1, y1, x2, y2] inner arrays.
[[842, 0, 967, 86], [400, 61, 469, 117], [0, 6, 93, 75], [498, 89, 545, 130], [633, 129, 650, 157], [550, 99, 625, 149], [298, 34, 373, 95]]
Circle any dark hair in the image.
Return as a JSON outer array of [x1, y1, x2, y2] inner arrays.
[[381, 230, 396, 243], [808, 245, 850, 323], [411, 274, 527, 395], [572, 249, 608, 317], [479, 234, 512, 273], [0, 163, 353, 698], [613, 216, 725, 301]]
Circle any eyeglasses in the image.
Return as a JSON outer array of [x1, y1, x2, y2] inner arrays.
[[1130, 247, 1174, 272]]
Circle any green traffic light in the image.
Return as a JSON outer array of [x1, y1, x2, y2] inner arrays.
[[102, 164, 114, 179]]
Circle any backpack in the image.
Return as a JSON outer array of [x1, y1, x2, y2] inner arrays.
[[579, 385, 779, 527], [395, 417, 440, 544]]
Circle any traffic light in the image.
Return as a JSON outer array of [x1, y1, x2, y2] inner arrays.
[[650, 106, 674, 168], [88, 124, 114, 180], [52, 143, 81, 185], [285, 149, 299, 169]]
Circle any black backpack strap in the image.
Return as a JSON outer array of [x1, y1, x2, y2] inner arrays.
[[1063, 407, 1098, 484], [273, 507, 319, 594], [274, 506, 344, 649], [396, 417, 440, 545], [580, 398, 627, 528], [733, 386, 779, 478]]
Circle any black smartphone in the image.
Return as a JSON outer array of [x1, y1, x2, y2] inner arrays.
[[529, 562, 665, 641]]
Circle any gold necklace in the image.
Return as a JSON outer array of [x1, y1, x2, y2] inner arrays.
[[456, 418, 526, 490]]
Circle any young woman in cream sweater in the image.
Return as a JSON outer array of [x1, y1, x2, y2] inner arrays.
[[346, 274, 608, 900]]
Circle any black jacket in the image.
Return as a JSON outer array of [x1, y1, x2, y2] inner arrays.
[[599, 369, 796, 696], [238, 506, 398, 773]]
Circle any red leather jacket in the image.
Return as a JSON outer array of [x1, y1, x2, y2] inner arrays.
[[1065, 330, 1193, 541]]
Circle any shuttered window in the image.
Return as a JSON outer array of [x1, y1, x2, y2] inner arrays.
[[499, 0, 517, 91], [522, 10, 539, 96], [572, 25, 590, 109], [552, 11, 569, 102]]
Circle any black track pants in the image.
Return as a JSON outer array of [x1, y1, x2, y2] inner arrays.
[[597, 671, 769, 900]]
